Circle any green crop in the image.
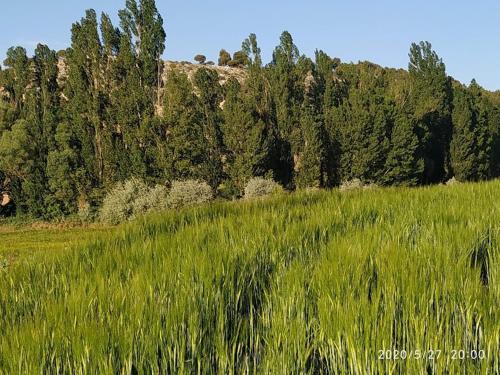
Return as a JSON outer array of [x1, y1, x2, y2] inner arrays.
[[0, 181, 499, 374]]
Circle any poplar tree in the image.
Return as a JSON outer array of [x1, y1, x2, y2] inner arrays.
[[270, 31, 301, 186], [65, 9, 105, 199], [119, 0, 165, 107]]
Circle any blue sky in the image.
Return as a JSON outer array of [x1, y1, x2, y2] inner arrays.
[[2, 1, 500, 90]]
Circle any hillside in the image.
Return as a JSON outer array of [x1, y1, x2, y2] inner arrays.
[[1, 180, 499, 372], [54, 57, 247, 88]]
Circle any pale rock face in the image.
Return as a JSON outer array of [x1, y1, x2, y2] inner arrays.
[[52, 59, 247, 116]]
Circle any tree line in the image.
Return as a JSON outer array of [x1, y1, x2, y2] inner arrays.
[[0, 0, 499, 219]]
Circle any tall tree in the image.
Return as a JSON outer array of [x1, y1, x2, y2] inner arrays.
[[162, 71, 206, 182], [222, 35, 277, 193], [450, 84, 477, 181], [334, 63, 391, 184], [270, 31, 302, 187], [315, 50, 344, 186], [65, 9, 105, 200], [408, 41, 452, 183], [193, 68, 225, 189], [119, 0, 166, 107], [383, 114, 423, 186]]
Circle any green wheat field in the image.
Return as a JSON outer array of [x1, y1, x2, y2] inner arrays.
[[1, 181, 499, 374]]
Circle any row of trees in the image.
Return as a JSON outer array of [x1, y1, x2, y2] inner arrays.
[[0, 0, 499, 219]]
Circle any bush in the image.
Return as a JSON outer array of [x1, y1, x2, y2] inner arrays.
[[194, 54, 207, 64], [99, 179, 149, 225], [77, 202, 93, 223], [218, 49, 231, 66], [133, 185, 169, 215], [446, 177, 460, 186], [227, 60, 241, 68], [232, 50, 249, 66], [244, 177, 283, 200], [340, 179, 378, 192], [167, 180, 213, 209], [99, 179, 168, 225]]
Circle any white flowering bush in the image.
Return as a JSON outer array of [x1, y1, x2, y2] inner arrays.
[[244, 177, 283, 200], [99, 179, 168, 225], [166, 180, 213, 209], [340, 179, 378, 192], [132, 185, 169, 216]]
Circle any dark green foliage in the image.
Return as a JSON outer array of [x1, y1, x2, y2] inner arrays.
[[383, 115, 423, 186], [47, 122, 80, 214], [162, 71, 206, 182], [119, 0, 165, 90], [332, 63, 391, 184], [450, 81, 494, 181], [295, 103, 325, 189], [222, 35, 278, 193], [232, 50, 249, 67], [193, 68, 225, 189], [194, 54, 206, 64], [408, 41, 452, 183], [218, 49, 231, 66], [269, 31, 303, 187]]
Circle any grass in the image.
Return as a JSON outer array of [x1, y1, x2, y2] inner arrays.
[[0, 225, 110, 267], [0, 180, 499, 373]]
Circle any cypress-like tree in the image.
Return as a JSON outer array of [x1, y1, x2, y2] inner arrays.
[[270, 31, 302, 187], [222, 35, 278, 193], [383, 114, 423, 186], [47, 122, 80, 214], [450, 81, 493, 181], [450, 85, 478, 181], [408, 41, 452, 183], [193, 68, 225, 189], [335, 63, 391, 184], [315, 50, 344, 186], [163, 71, 206, 182], [295, 103, 325, 188]]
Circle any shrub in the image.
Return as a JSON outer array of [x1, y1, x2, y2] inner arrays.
[[227, 60, 241, 68], [99, 179, 169, 225], [194, 54, 207, 64], [446, 177, 459, 186], [218, 49, 231, 66], [340, 179, 378, 192], [77, 202, 93, 223], [244, 177, 283, 200], [132, 185, 169, 216], [167, 180, 213, 209], [99, 178, 149, 225], [232, 50, 249, 66]]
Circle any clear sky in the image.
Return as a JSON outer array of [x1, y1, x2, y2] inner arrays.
[[1, 1, 500, 90]]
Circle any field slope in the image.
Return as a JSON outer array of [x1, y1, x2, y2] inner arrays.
[[1, 181, 499, 373]]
